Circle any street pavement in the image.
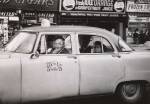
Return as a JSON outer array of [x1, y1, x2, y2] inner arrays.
[[26, 91, 150, 104]]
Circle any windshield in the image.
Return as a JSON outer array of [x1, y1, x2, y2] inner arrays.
[[5, 32, 37, 53], [119, 38, 133, 52]]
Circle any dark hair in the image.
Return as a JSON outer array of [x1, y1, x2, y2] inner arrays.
[[55, 36, 65, 41], [94, 41, 101, 46], [135, 28, 138, 32]]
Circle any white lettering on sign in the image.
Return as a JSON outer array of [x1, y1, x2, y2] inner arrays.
[[0, 0, 10, 3], [74, 0, 114, 11], [76, 0, 113, 6], [136, 0, 150, 3], [129, 16, 150, 23], [15, 0, 25, 3], [127, 2, 150, 12], [75, 6, 101, 10], [102, 6, 113, 11], [0, 12, 17, 16], [15, 0, 54, 6], [93, 0, 113, 6]]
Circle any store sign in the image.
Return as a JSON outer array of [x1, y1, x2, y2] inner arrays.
[[0, 0, 59, 11], [15, 0, 54, 6], [135, 0, 150, 4], [0, 12, 17, 16], [127, 1, 150, 12], [23, 12, 55, 23], [129, 16, 150, 22], [61, 0, 125, 13], [23, 12, 55, 18], [61, 12, 127, 17]]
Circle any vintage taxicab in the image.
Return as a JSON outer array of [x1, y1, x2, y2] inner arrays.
[[0, 25, 150, 104]]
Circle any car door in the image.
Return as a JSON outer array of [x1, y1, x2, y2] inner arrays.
[[21, 33, 79, 102], [78, 34, 125, 95], [0, 54, 21, 103]]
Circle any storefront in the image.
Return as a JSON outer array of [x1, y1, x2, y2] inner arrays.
[[0, 0, 59, 44], [127, 0, 150, 37], [59, 0, 128, 40]]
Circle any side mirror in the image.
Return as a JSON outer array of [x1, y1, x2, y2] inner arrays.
[[121, 47, 126, 52], [30, 51, 39, 59]]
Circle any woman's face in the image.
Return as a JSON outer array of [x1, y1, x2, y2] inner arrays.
[[94, 45, 102, 53]]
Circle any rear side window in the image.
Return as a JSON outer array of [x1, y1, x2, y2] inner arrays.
[[102, 37, 114, 52], [37, 34, 72, 54], [78, 35, 114, 53]]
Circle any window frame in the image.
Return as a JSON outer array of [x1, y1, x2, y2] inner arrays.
[[77, 33, 117, 55], [101, 37, 115, 53], [36, 32, 74, 55]]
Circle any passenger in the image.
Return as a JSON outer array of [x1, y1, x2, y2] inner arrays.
[[50, 37, 69, 54], [93, 41, 102, 53]]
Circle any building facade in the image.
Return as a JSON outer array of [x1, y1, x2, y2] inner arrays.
[[59, 0, 128, 40], [127, 0, 150, 34], [0, 0, 128, 44], [0, 0, 59, 44], [126, 0, 150, 44]]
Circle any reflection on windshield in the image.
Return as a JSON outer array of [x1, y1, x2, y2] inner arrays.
[[5, 32, 37, 53], [119, 38, 133, 52]]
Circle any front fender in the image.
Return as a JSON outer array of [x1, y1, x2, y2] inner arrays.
[[0, 53, 21, 103], [123, 52, 150, 83]]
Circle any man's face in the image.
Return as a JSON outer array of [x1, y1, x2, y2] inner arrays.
[[54, 39, 64, 49]]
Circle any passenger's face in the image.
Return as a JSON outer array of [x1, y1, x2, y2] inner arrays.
[[94, 45, 102, 53], [54, 39, 64, 49]]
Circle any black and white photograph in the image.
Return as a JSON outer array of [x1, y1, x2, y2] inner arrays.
[[0, 0, 150, 104]]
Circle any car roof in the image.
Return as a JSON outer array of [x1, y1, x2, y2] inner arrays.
[[20, 25, 118, 41], [21, 25, 109, 33]]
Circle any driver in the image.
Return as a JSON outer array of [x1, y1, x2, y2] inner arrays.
[[50, 37, 69, 54]]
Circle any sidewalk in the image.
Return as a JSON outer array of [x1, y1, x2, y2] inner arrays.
[[127, 36, 150, 51], [129, 43, 150, 51]]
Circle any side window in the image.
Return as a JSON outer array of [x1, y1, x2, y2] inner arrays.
[[79, 35, 102, 53], [38, 34, 72, 54], [78, 35, 114, 53], [102, 37, 114, 52]]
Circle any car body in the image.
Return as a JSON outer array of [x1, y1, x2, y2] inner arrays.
[[0, 25, 150, 104]]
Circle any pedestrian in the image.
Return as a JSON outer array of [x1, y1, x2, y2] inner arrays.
[[133, 28, 139, 44], [145, 29, 150, 42], [139, 30, 145, 44]]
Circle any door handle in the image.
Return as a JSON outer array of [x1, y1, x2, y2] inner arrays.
[[67, 56, 77, 59], [112, 53, 121, 58]]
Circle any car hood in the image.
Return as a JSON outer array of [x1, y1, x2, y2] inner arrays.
[[132, 50, 150, 55], [0, 51, 12, 59]]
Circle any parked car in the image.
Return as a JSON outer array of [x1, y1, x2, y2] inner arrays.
[[0, 25, 150, 104], [144, 41, 150, 49]]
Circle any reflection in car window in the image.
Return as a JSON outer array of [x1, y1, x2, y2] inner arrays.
[[5, 32, 37, 53], [102, 37, 114, 52], [38, 34, 72, 54], [119, 38, 133, 52], [78, 35, 114, 53]]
